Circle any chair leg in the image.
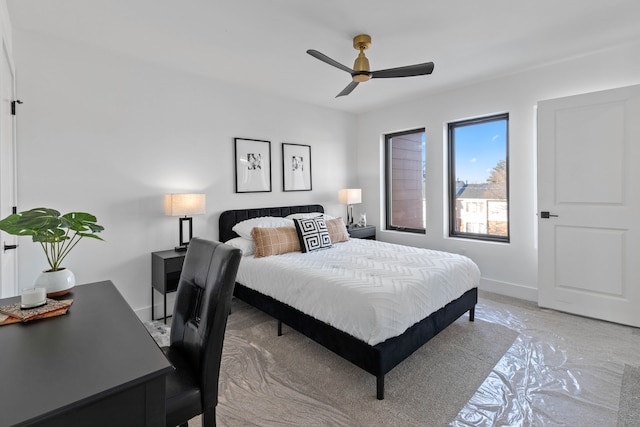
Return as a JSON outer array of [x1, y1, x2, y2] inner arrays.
[[202, 406, 216, 427]]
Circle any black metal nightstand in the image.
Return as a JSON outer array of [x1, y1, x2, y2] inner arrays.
[[347, 225, 376, 240], [151, 249, 186, 323]]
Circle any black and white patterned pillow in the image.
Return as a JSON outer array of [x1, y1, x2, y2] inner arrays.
[[293, 217, 332, 253]]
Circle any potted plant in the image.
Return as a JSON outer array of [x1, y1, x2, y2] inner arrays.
[[0, 207, 104, 296]]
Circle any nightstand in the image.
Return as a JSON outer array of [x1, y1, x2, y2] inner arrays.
[[151, 249, 186, 324], [347, 225, 376, 240]]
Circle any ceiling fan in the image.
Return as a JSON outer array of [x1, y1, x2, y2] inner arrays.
[[307, 34, 435, 97]]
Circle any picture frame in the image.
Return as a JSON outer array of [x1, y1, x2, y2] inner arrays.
[[282, 143, 312, 191], [234, 138, 272, 193]]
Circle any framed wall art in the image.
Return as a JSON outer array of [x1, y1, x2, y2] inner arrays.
[[234, 138, 272, 193], [282, 143, 312, 191]]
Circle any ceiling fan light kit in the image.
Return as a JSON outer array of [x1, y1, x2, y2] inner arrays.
[[307, 33, 434, 97]]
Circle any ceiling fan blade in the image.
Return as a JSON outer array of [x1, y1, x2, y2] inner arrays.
[[336, 81, 359, 97], [371, 62, 435, 79], [307, 49, 354, 74]]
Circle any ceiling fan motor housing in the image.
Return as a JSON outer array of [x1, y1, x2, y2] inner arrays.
[[352, 34, 372, 81]]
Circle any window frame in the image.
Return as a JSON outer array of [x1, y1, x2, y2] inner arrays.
[[448, 113, 510, 243], [384, 128, 427, 234]]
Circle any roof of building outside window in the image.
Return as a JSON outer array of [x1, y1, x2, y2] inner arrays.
[[457, 183, 507, 200]]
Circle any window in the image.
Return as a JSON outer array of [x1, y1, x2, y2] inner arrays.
[[385, 128, 426, 234], [448, 113, 509, 242]]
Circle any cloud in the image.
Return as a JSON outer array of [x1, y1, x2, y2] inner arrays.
[[491, 134, 500, 142], [470, 157, 477, 163]]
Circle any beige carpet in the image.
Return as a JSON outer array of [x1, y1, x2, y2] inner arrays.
[[211, 299, 517, 427], [618, 364, 640, 426]]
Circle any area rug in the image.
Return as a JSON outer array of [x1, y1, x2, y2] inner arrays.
[[618, 364, 640, 427], [148, 298, 517, 426]]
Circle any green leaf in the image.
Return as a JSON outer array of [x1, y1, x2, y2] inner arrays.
[[0, 207, 104, 270], [78, 233, 105, 241]]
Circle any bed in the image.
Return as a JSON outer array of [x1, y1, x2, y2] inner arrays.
[[219, 204, 479, 400]]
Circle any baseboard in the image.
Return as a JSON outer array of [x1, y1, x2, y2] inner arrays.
[[134, 290, 178, 322], [135, 306, 152, 322], [135, 302, 174, 323], [479, 277, 538, 302]]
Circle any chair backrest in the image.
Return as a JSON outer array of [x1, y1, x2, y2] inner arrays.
[[169, 237, 242, 410]]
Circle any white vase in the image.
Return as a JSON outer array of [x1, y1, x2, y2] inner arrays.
[[34, 268, 76, 297]]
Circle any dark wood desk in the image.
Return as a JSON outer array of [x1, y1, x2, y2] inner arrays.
[[0, 281, 173, 426]]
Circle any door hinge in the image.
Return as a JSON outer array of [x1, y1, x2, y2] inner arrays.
[[11, 100, 22, 115]]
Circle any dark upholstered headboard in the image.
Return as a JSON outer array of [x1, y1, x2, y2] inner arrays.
[[219, 204, 324, 242]]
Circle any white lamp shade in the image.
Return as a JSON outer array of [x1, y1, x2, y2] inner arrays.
[[338, 188, 362, 205], [164, 193, 206, 216]]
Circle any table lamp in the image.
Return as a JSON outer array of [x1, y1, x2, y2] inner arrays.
[[338, 188, 361, 226], [165, 193, 206, 251]]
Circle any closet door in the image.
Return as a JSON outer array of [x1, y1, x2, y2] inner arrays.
[[537, 84, 640, 327]]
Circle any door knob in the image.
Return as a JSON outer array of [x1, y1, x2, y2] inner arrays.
[[3, 243, 18, 252], [540, 211, 558, 219]]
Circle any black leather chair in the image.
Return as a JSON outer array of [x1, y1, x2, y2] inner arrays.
[[162, 238, 242, 427]]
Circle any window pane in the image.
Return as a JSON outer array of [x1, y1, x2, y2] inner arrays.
[[449, 114, 509, 241], [385, 129, 426, 233]]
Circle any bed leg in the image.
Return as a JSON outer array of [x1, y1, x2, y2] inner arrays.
[[469, 306, 475, 322], [376, 375, 385, 400], [277, 319, 282, 336]]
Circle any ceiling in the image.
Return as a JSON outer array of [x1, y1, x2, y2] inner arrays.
[[7, 0, 640, 114]]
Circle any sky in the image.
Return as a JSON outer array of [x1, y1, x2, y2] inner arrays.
[[452, 119, 507, 184]]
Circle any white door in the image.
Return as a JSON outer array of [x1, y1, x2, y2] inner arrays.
[[0, 39, 17, 298], [537, 84, 640, 327]]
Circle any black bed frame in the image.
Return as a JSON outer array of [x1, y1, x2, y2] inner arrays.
[[219, 204, 478, 400]]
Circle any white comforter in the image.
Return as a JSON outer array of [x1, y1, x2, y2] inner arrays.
[[236, 239, 480, 345]]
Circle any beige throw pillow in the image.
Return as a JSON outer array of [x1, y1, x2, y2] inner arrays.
[[251, 226, 301, 258], [326, 217, 350, 243]]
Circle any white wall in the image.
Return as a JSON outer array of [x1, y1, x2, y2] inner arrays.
[[357, 41, 640, 301], [11, 22, 640, 313], [12, 30, 357, 317]]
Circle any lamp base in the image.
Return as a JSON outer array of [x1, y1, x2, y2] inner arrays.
[[347, 204, 354, 226], [176, 216, 193, 252]]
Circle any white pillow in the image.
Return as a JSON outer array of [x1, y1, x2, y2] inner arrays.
[[225, 237, 256, 256], [286, 212, 335, 220], [232, 216, 294, 240]]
